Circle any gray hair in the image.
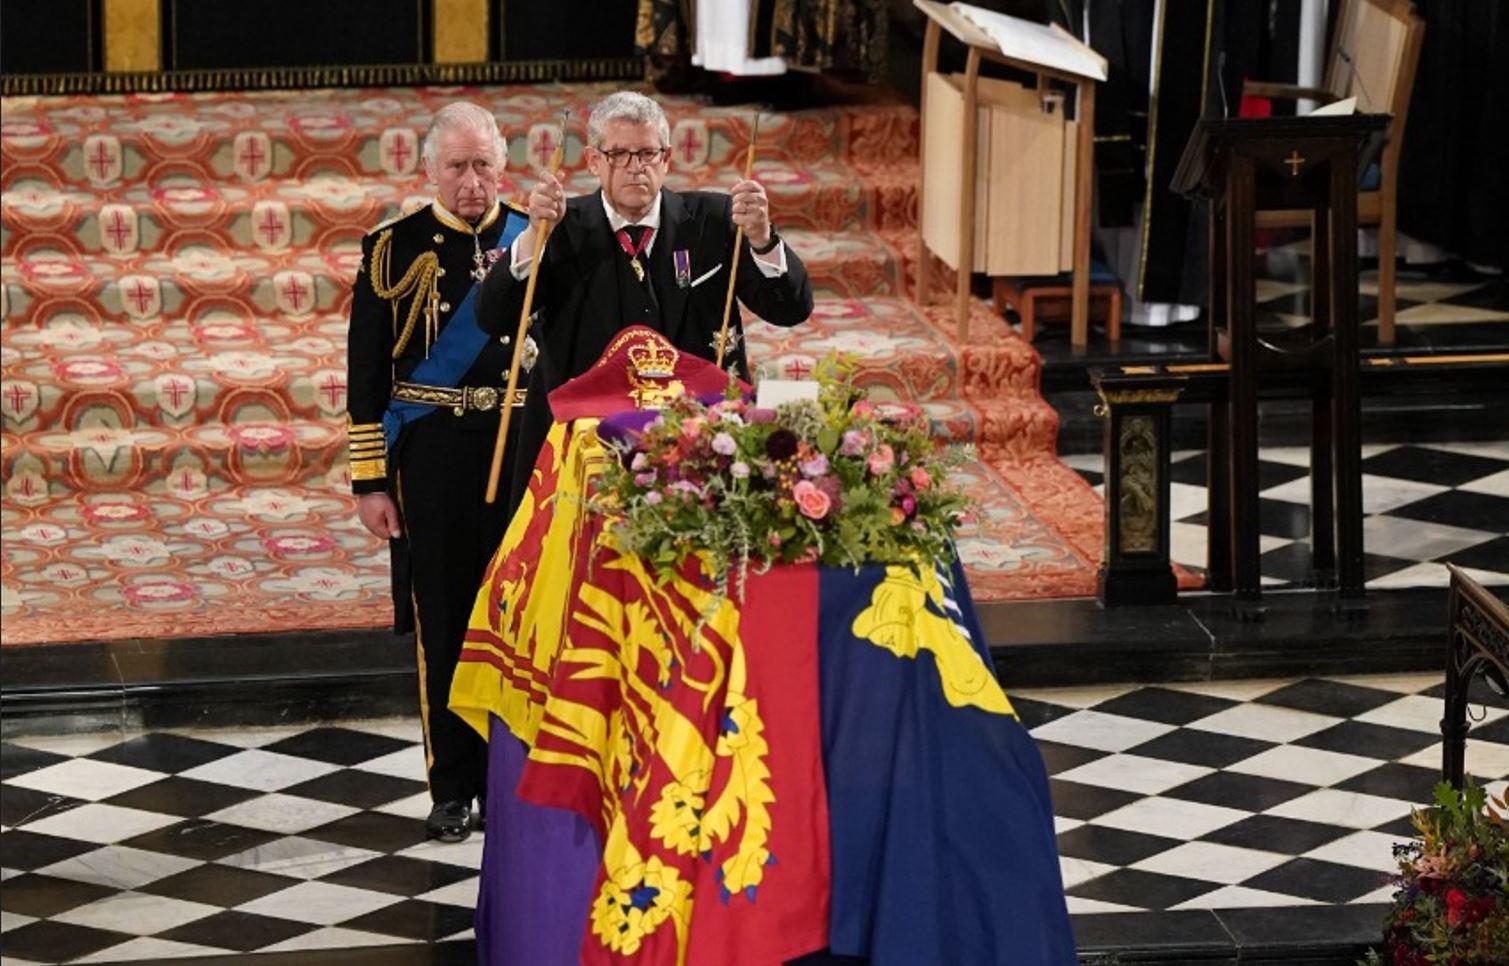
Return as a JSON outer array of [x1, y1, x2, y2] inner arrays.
[[587, 91, 670, 150], [421, 101, 506, 171]]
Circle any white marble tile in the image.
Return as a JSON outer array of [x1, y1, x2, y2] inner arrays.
[[1132, 842, 1290, 885], [258, 927, 409, 953], [1093, 796, 1249, 840], [350, 747, 429, 783], [74, 938, 232, 963], [1358, 694, 1506, 734], [6, 759, 162, 802], [1011, 684, 1137, 711], [1057, 856, 1117, 889], [1391, 302, 1509, 325], [7, 733, 132, 757], [373, 791, 433, 821], [341, 718, 425, 743], [22, 803, 180, 844], [1025, 711, 1175, 753], [39, 846, 201, 890], [1351, 884, 1400, 905], [1169, 521, 1209, 567], [1266, 789, 1417, 830], [1058, 452, 1104, 473], [397, 835, 487, 870], [1168, 482, 1210, 522], [1362, 516, 1497, 563], [1260, 446, 1315, 468], [1227, 745, 1381, 787], [0, 911, 36, 933], [1460, 566, 1509, 586], [237, 880, 402, 926], [1419, 441, 1509, 462], [1325, 672, 1438, 694], [170, 724, 317, 749], [1264, 474, 1449, 516], [53, 891, 219, 935], [0, 868, 21, 882], [443, 927, 476, 942], [416, 876, 481, 907], [1065, 896, 1142, 914], [181, 749, 341, 792], [1187, 703, 1341, 744], [1302, 830, 1404, 872], [216, 836, 380, 880], [1053, 816, 1086, 835], [1400, 739, 1509, 778], [1165, 678, 1293, 702], [1456, 468, 1509, 498], [1172, 885, 1320, 910], [204, 794, 358, 835], [1056, 754, 1214, 796]]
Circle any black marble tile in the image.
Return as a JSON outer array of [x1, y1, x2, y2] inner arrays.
[[1438, 280, 1509, 310], [319, 854, 477, 898], [1199, 815, 1347, 855], [87, 732, 243, 773], [1257, 289, 1399, 323], [1070, 908, 1235, 958], [121, 818, 281, 862], [282, 768, 429, 810], [339, 898, 476, 941], [1334, 763, 1442, 804], [1372, 813, 1420, 839], [1256, 542, 1420, 587], [1384, 490, 1509, 533], [1295, 721, 1440, 761], [0, 828, 100, 870], [1360, 445, 1507, 487], [102, 776, 260, 817], [1066, 867, 1220, 910], [0, 918, 136, 962], [1010, 697, 1077, 730], [1242, 858, 1389, 903], [303, 810, 429, 852], [140, 863, 303, 907], [1169, 453, 1308, 492], [1463, 715, 1509, 746], [1125, 729, 1274, 769], [1047, 779, 1141, 822], [1091, 687, 1238, 726], [1032, 740, 1106, 777], [1419, 675, 1509, 710], [1055, 824, 1182, 866], [0, 742, 67, 781], [1180, 498, 1311, 539], [1440, 535, 1509, 576], [1162, 771, 1312, 812], [1214, 901, 1389, 951], [1257, 679, 1400, 719], [0, 872, 114, 917], [261, 727, 417, 767], [158, 909, 320, 951], [1, 783, 86, 828]]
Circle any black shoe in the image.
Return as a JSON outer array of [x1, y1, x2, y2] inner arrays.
[[426, 800, 472, 843]]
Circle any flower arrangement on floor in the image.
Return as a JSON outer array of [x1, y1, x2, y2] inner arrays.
[[1362, 779, 1509, 966], [592, 357, 974, 593]]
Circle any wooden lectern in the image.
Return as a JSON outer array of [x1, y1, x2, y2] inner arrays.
[[913, 0, 1102, 344], [1172, 114, 1388, 619]]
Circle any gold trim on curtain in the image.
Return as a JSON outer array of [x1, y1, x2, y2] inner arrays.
[[433, 0, 489, 63], [104, 0, 161, 72]]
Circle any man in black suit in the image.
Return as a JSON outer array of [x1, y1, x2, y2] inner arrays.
[[476, 90, 813, 510]]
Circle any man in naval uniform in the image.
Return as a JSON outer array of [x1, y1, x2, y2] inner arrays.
[[346, 101, 529, 843], [476, 90, 813, 509]]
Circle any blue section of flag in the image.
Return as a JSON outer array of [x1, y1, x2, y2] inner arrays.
[[383, 208, 529, 451], [816, 561, 1076, 965]]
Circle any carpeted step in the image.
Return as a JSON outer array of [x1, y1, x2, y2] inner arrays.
[[1, 86, 916, 192], [0, 158, 918, 260]]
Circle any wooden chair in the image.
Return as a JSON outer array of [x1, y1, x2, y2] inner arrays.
[[1243, 0, 1424, 345]]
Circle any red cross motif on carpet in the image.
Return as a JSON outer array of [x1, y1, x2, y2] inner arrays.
[[234, 131, 271, 181], [275, 271, 314, 316], [154, 375, 195, 417], [529, 124, 558, 171], [252, 201, 291, 250], [99, 205, 138, 254], [118, 276, 161, 319], [673, 120, 709, 166], [380, 128, 417, 176], [315, 371, 347, 413], [83, 135, 122, 184]]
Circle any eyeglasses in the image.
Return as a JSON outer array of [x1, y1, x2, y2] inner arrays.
[[598, 147, 670, 169]]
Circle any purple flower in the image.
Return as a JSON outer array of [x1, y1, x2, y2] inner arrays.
[[900, 493, 917, 515], [839, 430, 868, 457], [645, 491, 663, 505], [712, 432, 737, 456], [799, 453, 829, 478], [634, 471, 656, 487], [731, 461, 750, 479]]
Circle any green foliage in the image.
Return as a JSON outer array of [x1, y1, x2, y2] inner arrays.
[[590, 358, 975, 598]]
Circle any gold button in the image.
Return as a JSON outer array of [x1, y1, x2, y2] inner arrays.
[[433, 233, 444, 244]]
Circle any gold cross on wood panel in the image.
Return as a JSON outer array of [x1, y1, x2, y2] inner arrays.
[[1285, 151, 1305, 176]]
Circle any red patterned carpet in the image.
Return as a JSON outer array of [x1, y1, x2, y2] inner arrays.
[[1, 83, 1142, 647]]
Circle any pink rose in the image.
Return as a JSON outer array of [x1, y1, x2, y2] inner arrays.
[[800, 453, 829, 478], [867, 444, 894, 477], [769, 531, 783, 548], [900, 493, 917, 515], [645, 491, 663, 505], [792, 480, 832, 520], [909, 467, 932, 491]]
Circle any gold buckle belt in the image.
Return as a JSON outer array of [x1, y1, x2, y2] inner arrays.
[[392, 381, 526, 415]]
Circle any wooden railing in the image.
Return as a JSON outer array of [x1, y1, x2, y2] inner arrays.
[[1442, 565, 1509, 788]]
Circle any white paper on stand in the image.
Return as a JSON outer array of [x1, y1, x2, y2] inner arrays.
[[755, 379, 820, 409], [952, 2, 1108, 81], [1306, 96, 1358, 117]]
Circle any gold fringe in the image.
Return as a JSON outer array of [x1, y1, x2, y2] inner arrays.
[[369, 229, 442, 360], [2, 57, 644, 98]]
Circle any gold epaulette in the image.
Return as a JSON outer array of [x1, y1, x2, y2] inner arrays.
[[348, 419, 387, 482], [368, 227, 441, 359]]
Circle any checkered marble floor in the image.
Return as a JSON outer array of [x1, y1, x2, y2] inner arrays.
[[3, 673, 1507, 963], [1064, 440, 1509, 590]]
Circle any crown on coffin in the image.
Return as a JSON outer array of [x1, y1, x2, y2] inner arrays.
[[627, 339, 678, 379]]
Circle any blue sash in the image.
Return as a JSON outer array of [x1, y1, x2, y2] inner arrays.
[[383, 208, 529, 451]]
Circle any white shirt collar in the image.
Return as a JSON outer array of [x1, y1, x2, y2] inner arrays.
[[600, 190, 662, 241]]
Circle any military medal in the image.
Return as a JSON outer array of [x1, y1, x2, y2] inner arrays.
[[673, 249, 691, 289], [616, 225, 655, 285], [630, 258, 646, 283]]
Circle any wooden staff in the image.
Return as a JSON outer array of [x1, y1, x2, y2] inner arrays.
[[485, 110, 568, 505], [715, 113, 761, 370]]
